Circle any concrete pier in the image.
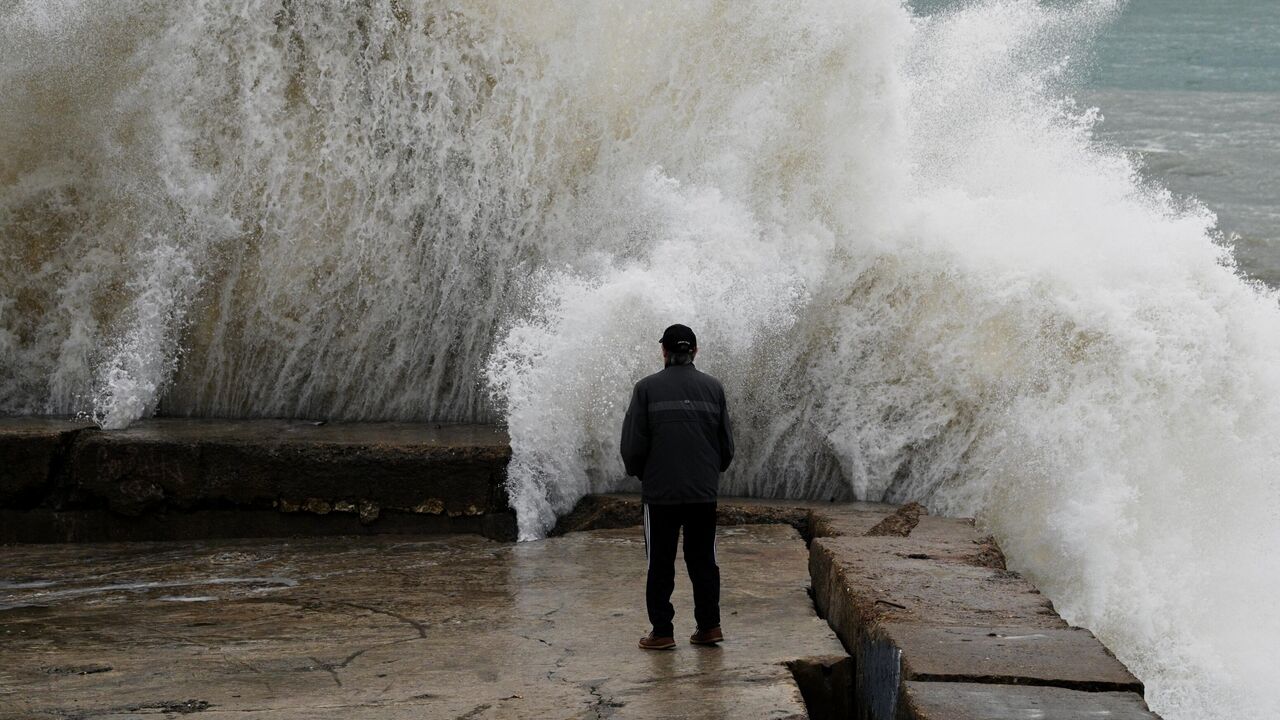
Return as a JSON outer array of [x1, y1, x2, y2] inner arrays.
[[0, 419, 1164, 718]]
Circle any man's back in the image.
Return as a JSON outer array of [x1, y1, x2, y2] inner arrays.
[[620, 363, 734, 505], [622, 324, 733, 651]]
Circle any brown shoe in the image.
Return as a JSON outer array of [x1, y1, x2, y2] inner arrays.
[[639, 632, 676, 651], [690, 627, 724, 645]]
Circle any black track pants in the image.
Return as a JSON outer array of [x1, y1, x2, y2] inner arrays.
[[643, 502, 720, 637]]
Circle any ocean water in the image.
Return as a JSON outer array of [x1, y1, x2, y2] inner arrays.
[[2, 1, 1280, 718], [1087, 0, 1280, 285]]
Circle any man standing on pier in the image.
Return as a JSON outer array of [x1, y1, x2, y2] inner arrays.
[[620, 323, 734, 651]]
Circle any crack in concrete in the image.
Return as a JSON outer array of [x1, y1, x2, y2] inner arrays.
[[249, 596, 431, 642], [587, 681, 624, 719], [53, 699, 212, 719], [522, 634, 621, 720], [170, 696, 444, 714], [534, 641, 627, 717], [541, 642, 581, 703], [518, 634, 554, 649], [334, 646, 371, 669], [298, 635, 425, 685], [514, 628, 575, 686], [307, 656, 342, 687], [337, 601, 429, 638], [454, 702, 491, 719], [546, 646, 573, 682]]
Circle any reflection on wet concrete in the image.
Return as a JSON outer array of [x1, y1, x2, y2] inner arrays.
[[0, 525, 840, 719], [1, 577, 298, 610]]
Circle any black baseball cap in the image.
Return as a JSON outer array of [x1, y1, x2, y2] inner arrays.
[[659, 324, 697, 352]]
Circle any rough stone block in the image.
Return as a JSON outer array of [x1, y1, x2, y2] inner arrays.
[[806, 515, 1163, 720], [2, 418, 515, 542], [66, 419, 511, 516], [885, 623, 1142, 692], [809, 535, 1064, 633], [897, 681, 1159, 720], [0, 417, 93, 505]]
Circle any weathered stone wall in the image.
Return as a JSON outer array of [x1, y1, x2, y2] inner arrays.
[[0, 417, 515, 542], [0, 418, 87, 507]]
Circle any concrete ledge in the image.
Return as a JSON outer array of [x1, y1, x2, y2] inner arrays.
[[887, 624, 1141, 692], [0, 417, 515, 542], [807, 532, 1064, 631], [805, 506, 1159, 720], [898, 681, 1159, 720]]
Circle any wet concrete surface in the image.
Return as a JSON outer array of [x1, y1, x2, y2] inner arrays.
[[0, 524, 840, 719]]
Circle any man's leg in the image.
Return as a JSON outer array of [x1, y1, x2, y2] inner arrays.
[[682, 502, 721, 632], [644, 503, 681, 638]]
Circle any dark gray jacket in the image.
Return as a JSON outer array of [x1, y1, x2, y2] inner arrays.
[[619, 364, 734, 504]]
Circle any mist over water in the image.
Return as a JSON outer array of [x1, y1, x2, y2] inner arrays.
[[3, 1, 1280, 717]]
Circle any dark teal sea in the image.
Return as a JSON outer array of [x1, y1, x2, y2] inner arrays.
[[1090, 0, 1280, 286]]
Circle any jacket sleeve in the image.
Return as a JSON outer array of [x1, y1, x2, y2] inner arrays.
[[620, 384, 650, 478], [718, 393, 735, 472]]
